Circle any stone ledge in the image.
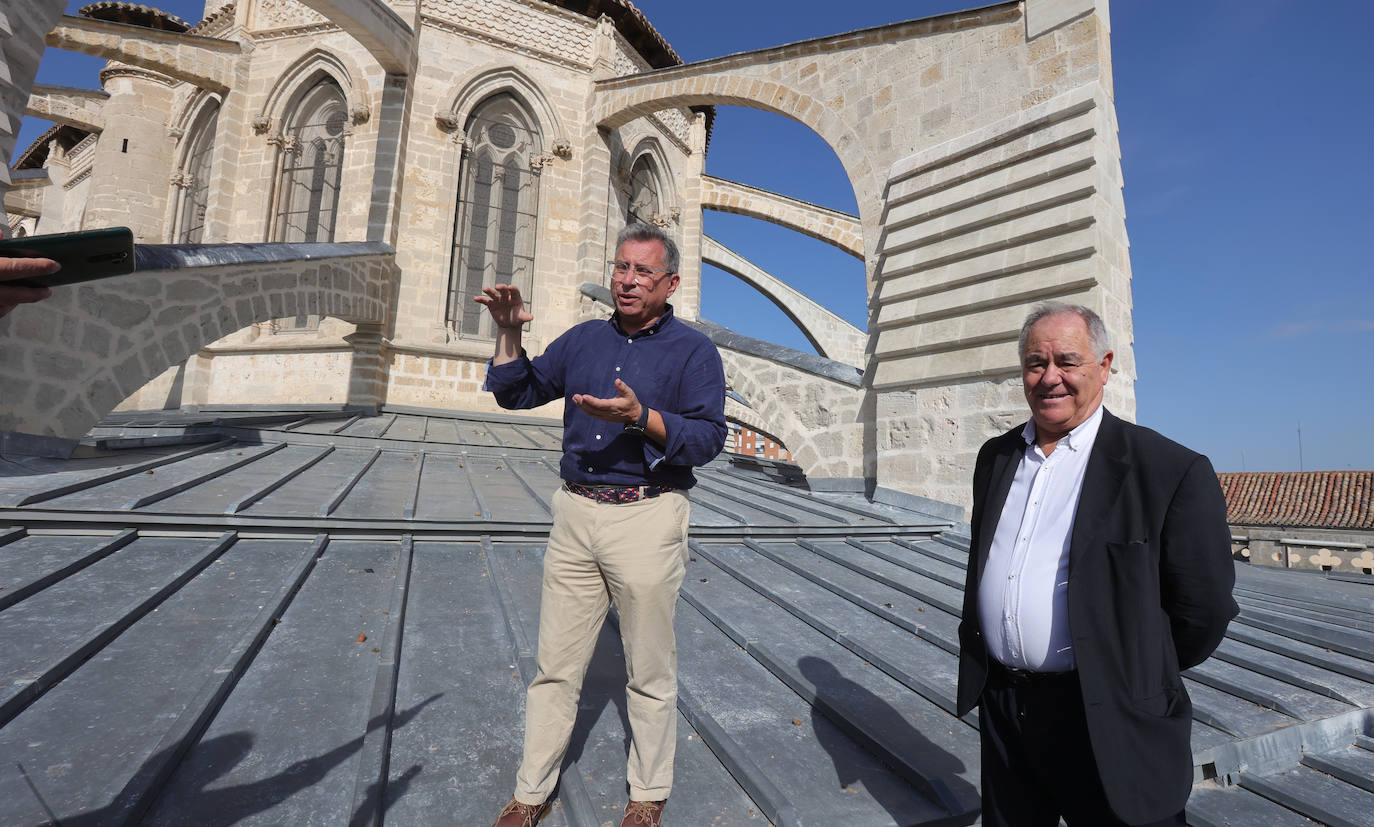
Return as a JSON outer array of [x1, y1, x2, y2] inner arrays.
[[134, 241, 396, 270]]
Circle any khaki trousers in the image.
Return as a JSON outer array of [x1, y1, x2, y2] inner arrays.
[[514, 485, 690, 804]]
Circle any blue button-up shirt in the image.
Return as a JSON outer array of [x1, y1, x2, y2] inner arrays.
[[483, 305, 727, 489]]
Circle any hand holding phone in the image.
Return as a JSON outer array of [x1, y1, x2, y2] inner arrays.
[[0, 227, 135, 288], [0, 256, 57, 318]]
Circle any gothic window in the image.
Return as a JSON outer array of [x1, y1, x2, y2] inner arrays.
[[447, 94, 542, 339], [273, 78, 348, 331], [275, 78, 347, 244], [175, 100, 219, 244], [627, 154, 661, 227]]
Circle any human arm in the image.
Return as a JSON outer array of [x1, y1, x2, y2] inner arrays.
[[573, 379, 668, 447], [473, 283, 532, 366], [642, 339, 726, 469], [1160, 454, 1238, 669], [0, 257, 57, 318]]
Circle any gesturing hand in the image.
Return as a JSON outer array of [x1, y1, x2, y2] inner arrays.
[[473, 283, 533, 330], [0, 256, 57, 319], [573, 379, 642, 424]]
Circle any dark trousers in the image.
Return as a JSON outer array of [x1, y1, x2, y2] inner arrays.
[[978, 664, 1186, 827]]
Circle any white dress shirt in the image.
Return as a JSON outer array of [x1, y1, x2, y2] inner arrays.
[[977, 404, 1104, 672]]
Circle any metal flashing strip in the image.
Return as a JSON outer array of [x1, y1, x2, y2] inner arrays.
[[0, 531, 239, 728], [462, 453, 492, 522], [798, 537, 965, 616], [226, 443, 336, 514], [739, 538, 962, 655], [8, 438, 234, 507], [318, 448, 383, 517], [101, 534, 330, 824], [689, 540, 962, 717], [846, 538, 968, 590], [0, 528, 138, 612], [1235, 607, 1374, 662], [1225, 625, 1374, 685], [122, 442, 289, 510], [349, 535, 414, 827]]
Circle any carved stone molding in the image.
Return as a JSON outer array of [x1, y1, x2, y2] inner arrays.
[[435, 112, 468, 146], [167, 126, 186, 142], [99, 66, 173, 87], [350, 104, 370, 125], [551, 138, 572, 160], [252, 114, 273, 134]]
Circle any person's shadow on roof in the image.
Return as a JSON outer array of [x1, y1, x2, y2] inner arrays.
[[559, 614, 634, 793], [47, 693, 440, 826], [799, 656, 979, 826]]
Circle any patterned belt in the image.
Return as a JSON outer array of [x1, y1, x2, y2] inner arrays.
[[564, 481, 676, 504]]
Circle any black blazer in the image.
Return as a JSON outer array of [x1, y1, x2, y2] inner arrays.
[[956, 409, 1237, 824]]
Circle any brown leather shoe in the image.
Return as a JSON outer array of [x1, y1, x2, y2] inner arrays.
[[620, 799, 666, 826], [492, 797, 549, 827]]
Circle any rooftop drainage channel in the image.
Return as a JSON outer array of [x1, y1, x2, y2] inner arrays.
[[1195, 708, 1374, 780]]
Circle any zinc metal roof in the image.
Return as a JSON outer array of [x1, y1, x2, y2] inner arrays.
[[0, 407, 1371, 826]]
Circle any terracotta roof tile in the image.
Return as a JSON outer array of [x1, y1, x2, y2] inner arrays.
[[1217, 471, 1374, 529]]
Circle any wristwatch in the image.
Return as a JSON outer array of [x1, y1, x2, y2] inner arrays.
[[623, 405, 650, 436]]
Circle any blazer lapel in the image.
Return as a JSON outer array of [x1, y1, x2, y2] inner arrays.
[[976, 433, 1024, 568], [1069, 409, 1130, 570]]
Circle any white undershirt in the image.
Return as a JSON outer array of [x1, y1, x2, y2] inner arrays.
[[977, 404, 1104, 672]]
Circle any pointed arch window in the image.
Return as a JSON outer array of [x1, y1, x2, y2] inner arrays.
[[274, 78, 347, 244], [272, 77, 347, 331], [627, 154, 662, 227], [175, 100, 219, 243], [447, 94, 542, 338]]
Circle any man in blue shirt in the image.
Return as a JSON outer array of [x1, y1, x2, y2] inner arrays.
[[482, 223, 726, 827]]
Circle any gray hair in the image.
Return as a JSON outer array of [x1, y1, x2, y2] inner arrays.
[[615, 223, 680, 275], [1018, 302, 1111, 361]]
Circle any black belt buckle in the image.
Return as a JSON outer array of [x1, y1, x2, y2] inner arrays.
[[643, 486, 661, 499]]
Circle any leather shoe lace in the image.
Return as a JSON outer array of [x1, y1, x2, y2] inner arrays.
[[620, 799, 666, 826], [491, 797, 548, 827]]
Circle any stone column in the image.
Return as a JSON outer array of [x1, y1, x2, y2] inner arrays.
[[345, 323, 387, 410], [0, 0, 66, 224], [83, 65, 177, 241], [675, 111, 707, 320]]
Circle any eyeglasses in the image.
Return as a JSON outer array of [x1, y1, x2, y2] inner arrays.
[[608, 260, 672, 284]]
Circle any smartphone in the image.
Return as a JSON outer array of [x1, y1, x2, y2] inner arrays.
[[0, 227, 136, 288]]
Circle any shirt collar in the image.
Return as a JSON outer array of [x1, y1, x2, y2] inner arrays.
[[1020, 402, 1106, 453], [611, 303, 675, 338]]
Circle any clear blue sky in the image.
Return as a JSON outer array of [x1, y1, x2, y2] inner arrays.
[[20, 0, 1373, 472]]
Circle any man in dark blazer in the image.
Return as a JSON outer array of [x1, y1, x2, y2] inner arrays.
[[956, 302, 1237, 826]]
